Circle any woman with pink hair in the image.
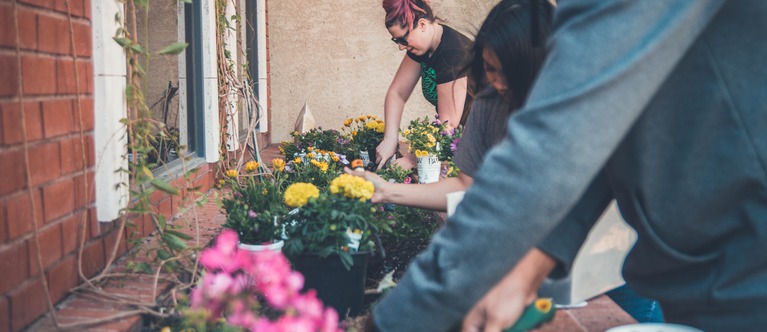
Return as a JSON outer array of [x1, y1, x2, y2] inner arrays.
[[376, 0, 472, 170]]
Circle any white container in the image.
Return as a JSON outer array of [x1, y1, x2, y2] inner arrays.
[[606, 323, 703, 332], [359, 150, 371, 167], [417, 153, 440, 184], [237, 240, 284, 252]]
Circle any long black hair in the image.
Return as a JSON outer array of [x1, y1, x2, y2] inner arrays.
[[469, 0, 553, 109]]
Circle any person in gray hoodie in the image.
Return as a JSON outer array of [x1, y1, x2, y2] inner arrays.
[[369, 0, 767, 331]]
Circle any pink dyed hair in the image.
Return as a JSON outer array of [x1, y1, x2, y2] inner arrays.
[[383, 0, 433, 29]]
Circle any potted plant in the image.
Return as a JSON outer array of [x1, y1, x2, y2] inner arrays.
[[342, 115, 385, 169], [281, 174, 383, 317], [222, 161, 287, 251], [401, 117, 446, 183], [281, 149, 345, 190]]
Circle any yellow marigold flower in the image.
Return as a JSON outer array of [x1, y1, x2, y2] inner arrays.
[[329, 174, 374, 200], [358, 116, 366, 122], [284, 182, 320, 208], [272, 158, 286, 172], [329, 151, 336, 156], [278, 146, 285, 154], [306, 152, 316, 159], [331, 155, 340, 162], [307, 146, 314, 151], [225, 169, 238, 178], [365, 122, 377, 130], [355, 118, 360, 123], [352, 130, 358, 136], [376, 119, 384, 124], [244, 161, 259, 173], [415, 149, 429, 158], [310, 160, 328, 172], [293, 157, 302, 164], [366, 114, 373, 119], [344, 118, 353, 127]]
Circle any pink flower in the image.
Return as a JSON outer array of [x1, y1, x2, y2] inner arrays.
[[403, 176, 412, 184]]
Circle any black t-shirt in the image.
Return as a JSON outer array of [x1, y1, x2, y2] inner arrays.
[[407, 25, 472, 109]]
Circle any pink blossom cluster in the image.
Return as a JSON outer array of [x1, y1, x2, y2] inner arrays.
[[191, 230, 342, 332]]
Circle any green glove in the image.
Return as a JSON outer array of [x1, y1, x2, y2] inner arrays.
[[504, 298, 556, 332]]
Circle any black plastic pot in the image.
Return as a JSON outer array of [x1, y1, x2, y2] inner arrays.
[[292, 252, 371, 318]]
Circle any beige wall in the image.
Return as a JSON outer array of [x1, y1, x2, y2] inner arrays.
[[268, 0, 500, 142]]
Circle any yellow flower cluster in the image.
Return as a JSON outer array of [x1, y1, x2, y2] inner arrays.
[[225, 169, 239, 178], [364, 120, 385, 133], [414, 149, 430, 158], [284, 182, 320, 207], [244, 161, 259, 173], [272, 158, 285, 172], [310, 159, 329, 172], [329, 174, 374, 201]]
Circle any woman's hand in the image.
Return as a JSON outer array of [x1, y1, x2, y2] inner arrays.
[[376, 139, 398, 170], [345, 167, 388, 204]]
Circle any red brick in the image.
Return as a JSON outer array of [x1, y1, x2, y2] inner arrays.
[[27, 223, 63, 276], [83, 0, 90, 19], [36, 11, 70, 55], [76, 97, 94, 131], [19, 0, 55, 10], [42, 178, 75, 223], [81, 238, 104, 278], [59, 137, 84, 176], [0, 101, 44, 145], [60, 212, 83, 254], [0, 54, 19, 97], [5, 189, 44, 240], [72, 21, 91, 57], [56, 59, 91, 95], [0, 149, 26, 195], [88, 207, 99, 238], [0, 296, 8, 332], [0, 203, 6, 242], [84, 134, 95, 166], [0, 241, 28, 294], [18, 7, 38, 50], [46, 254, 77, 303], [21, 55, 56, 95], [72, 171, 94, 207], [0, 5, 15, 48], [8, 278, 47, 331], [41, 98, 74, 138], [103, 224, 128, 261], [28, 140, 61, 186]]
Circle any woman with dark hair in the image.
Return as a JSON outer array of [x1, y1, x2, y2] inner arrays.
[[376, 0, 472, 170]]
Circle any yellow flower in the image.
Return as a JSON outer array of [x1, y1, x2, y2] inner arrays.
[[403, 130, 411, 136], [218, 179, 225, 185], [329, 224, 337, 231], [284, 182, 320, 208], [358, 116, 366, 122], [225, 169, 238, 178], [355, 118, 360, 123], [331, 155, 340, 162], [311, 160, 329, 172], [352, 130, 358, 136], [292, 131, 299, 136], [307, 146, 315, 151], [272, 158, 286, 172], [366, 114, 373, 119], [353, 229, 362, 234], [262, 189, 268, 195], [344, 118, 353, 127], [244, 161, 259, 173], [306, 152, 316, 159], [427, 134, 436, 143], [415, 150, 429, 158], [278, 146, 285, 154], [329, 174, 374, 200], [292, 157, 302, 164]]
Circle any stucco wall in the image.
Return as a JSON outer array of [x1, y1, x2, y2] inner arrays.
[[268, 0, 500, 142]]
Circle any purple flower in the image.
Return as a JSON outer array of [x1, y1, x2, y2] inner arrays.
[[450, 138, 460, 153], [338, 154, 349, 165]]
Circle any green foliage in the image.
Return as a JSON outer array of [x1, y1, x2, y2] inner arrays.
[[280, 128, 355, 160], [342, 115, 385, 155], [282, 152, 345, 190], [283, 194, 383, 270], [157, 42, 189, 55], [375, 163, 414, 183], [222, 174, 287, 245]]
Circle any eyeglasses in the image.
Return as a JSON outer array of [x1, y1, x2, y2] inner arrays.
[[391, 30, 410, 46]]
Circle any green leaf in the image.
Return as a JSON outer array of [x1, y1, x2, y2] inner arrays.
[[113, 37, 131, 47], [130, 43, 145, 54], [157, 215, 166, 228], [157, 42, 189, 55], [162, 233, 188, 251], [166, 230, 193, 240], [150, 179, 179, 195], [184, 0, 192, 3], [157, 249, 172, 261]]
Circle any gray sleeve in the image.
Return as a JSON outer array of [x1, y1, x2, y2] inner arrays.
[[452, 97, 489, 177], [373, 1, 726, 331], [537, 170, 613, 279]]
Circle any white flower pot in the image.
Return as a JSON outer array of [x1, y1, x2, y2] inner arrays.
[[417, 153, 440, 184], [359, 150, 371, 167], [237, 240, 284, 252]]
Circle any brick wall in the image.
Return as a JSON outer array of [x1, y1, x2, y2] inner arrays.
[[0, 1, 218, 331]]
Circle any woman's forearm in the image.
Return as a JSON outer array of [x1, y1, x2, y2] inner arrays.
[[379, 174, 473, 211]]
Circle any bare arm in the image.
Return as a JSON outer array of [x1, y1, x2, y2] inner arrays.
[[346, 167, 473, 212], [436, 76, 468, 129], [377, 56, 422, 169]]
